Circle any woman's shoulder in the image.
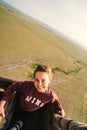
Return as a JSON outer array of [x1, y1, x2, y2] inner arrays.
[[48, 87, 58, 99], [16, 80, 34, 85], [15, 80, 34, 91]]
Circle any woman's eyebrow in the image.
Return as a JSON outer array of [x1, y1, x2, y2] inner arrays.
[[34, 78, 39, 81], [34, 78, 45, 82]]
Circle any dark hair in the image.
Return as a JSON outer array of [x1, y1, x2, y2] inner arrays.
[[34, 64, 52, 80]]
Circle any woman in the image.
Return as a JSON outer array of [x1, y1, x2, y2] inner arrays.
[[0, 64, 65, 130]]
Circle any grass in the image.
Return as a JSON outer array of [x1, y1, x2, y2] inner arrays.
[[0, 3, 87, 123]]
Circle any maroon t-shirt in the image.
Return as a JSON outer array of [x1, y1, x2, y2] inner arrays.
[[2, 81, 63, 112]]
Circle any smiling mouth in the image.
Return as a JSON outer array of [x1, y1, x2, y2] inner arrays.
[[38, 86, 43, 89]]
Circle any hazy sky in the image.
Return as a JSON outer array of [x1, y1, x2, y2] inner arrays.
[[2, 0, 87, 49]]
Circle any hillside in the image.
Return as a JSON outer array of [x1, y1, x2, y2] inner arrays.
[[0, 3, 87, 123]]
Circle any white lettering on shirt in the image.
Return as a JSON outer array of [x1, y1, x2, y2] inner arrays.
[[25, 96, 32, 102], [31, 98, 36, 103], [40, 103, 44, 107], [35, 99, 41, 106], [25, 96, 43, 107]]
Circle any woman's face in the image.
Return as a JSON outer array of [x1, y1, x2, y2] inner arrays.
[[34, 72, 51, 93]]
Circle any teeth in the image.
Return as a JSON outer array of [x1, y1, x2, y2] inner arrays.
[[39, 88, 41, 89], [38, 86, 42, 88]]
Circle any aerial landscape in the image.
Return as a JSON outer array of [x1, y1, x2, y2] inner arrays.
[[0, 1, 87, 124]]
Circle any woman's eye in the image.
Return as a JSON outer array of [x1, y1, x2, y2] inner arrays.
[[34, 78, 46, 83], [42, 80, 45, 83], [35, 79, 39, 82]]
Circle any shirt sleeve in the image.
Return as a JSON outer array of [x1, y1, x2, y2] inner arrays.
[[1, 81, 23, 101], [51, 89, 63, 111]]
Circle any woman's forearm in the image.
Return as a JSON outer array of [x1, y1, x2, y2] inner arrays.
[[0, 100, 6, 107], [0, 100, 7, 118]]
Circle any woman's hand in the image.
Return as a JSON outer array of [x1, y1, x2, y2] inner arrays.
[[59, 109, 65, 117], [0, 100, 6, 118]]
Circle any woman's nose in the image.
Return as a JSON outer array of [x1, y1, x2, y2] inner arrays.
[[38, 81, 42, 86]]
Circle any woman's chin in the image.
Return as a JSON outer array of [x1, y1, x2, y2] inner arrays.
[[37, 88, 45, 93]]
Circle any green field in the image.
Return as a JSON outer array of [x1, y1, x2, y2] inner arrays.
[[0, 3, 87, 123]]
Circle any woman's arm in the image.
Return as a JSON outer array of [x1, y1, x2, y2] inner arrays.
[[0, 82, 19, 118], [59, 108, 65, 117], [51, 89, 65, 117], [0, 100, 6, 118]]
